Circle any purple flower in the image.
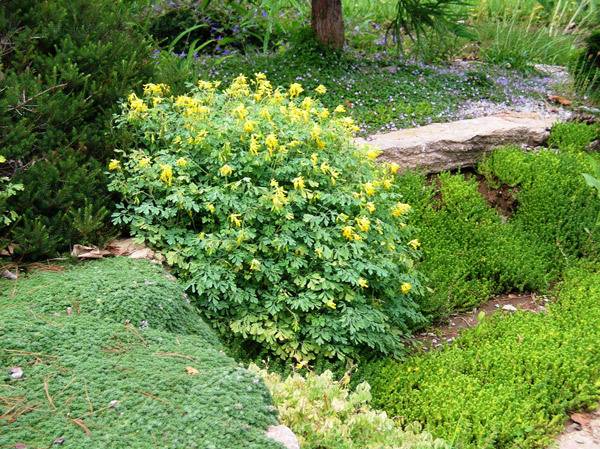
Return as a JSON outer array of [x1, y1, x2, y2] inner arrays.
[[151, 49, 161, 59], [261, 9, 268, 18]]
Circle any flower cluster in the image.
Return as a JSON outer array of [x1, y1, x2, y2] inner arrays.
[[109, 74, 423, 362]]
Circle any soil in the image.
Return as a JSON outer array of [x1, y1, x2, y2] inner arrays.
[[475, 176, 518, 218], [413, 292, 549, 351], [557, 409, 600, 449]]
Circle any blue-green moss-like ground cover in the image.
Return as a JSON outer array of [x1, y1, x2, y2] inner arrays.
[[356, 263, 600, 449], [0, 258, 282, 449], [1, 257, 220, 346]]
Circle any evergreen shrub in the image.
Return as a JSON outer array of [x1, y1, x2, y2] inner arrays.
[[0, 0, 156, 257]]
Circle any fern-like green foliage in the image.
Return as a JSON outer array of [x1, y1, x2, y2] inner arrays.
[[109, 76, 425, 363]]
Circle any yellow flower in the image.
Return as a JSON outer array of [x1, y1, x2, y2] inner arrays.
[[259, 108, 272, 120], [382, 178, 393, 190], [342, 225, 355, 240], [206, 203, 216, 213], [388, 162, 400, 174], [401, 282, 412, 294], [288, 82, 304, 98], [366, 202, 376, 214], [334, 104, 346, 113], [358, 277, 368, 288], [197, 80, 213, 90], [270, 179, 279, 188], [229, 213, 242, 227], [310, 153, 318, 167], [249, 259, 261, 271], [138, 157, 151, 168], [356, 216, 370, 232], [292, 176, 305, 190], [272, 89, 285, 104], [108, 159, 121, 171], [127, 93, 148, 113], [392, 202, 411, 217], [301, 97, 314, 110], [243, 120, 256, 133], [363, 182, 376, 196], [265, 133, 278, 153], [176, 158, 188, 167], [315, 84, 327, 95], [285, 212, 294, 220], [0, 155, 5, 163], [255, 72, 267, 82], [219, 164, 233, 177], [160, 164, 173, 185], [271, 186, 288, 210], [233, 104, 248, 120], [325, 299, 337, 309], [366, 147, 382, 160], [409, 239, 421, 250], [319, 108, 330, 119], [315, 247, 323, 258], [143, 83, 169, 96], [249, 135, 260, 155]]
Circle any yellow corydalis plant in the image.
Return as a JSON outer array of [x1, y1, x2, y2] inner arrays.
[[110, 73, 423, 362]]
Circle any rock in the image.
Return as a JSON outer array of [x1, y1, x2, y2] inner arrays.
[[502, 304, 518, 312], [356, 112, 559, 173], [9, 366, 23, 380], [2, 269, 17, 280], [266, 425, 300, 449], [71, 244, 112, 259]]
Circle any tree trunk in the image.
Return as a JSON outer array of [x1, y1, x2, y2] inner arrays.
[[311, 0, 344, 50]]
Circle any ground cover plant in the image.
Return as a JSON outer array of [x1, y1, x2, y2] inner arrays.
[[252, 365, 449, 449], [0, 258, 281, 449], [389, 122, 600, 318], [108, 76, 425, 363], [1, 257, 220, 346], [393, 171, 551, 316], [356, 263, 600, 449]]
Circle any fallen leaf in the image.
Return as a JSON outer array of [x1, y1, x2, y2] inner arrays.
[[548, 95, 572, 106], [185, 366, 199, 376]]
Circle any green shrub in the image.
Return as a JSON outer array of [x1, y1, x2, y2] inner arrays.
[[0, 305, 280, 448], [252, 365, 449, 449], [8, 149, 113, 258], [395, 171, 549, 316], [1, 257, 220, 347], [0, 155, 24, 230], [0, 0, 156, 257], [548, 122, 600, 152], [108, 76, 425, 363], [479, 144, 600, 261], [356, 264, 600, 449]]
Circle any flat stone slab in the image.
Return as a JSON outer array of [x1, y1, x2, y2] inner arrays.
[[357, 112, 560, 173]]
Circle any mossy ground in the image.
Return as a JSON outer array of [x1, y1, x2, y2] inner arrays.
[[0, 258, 281, 449]]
